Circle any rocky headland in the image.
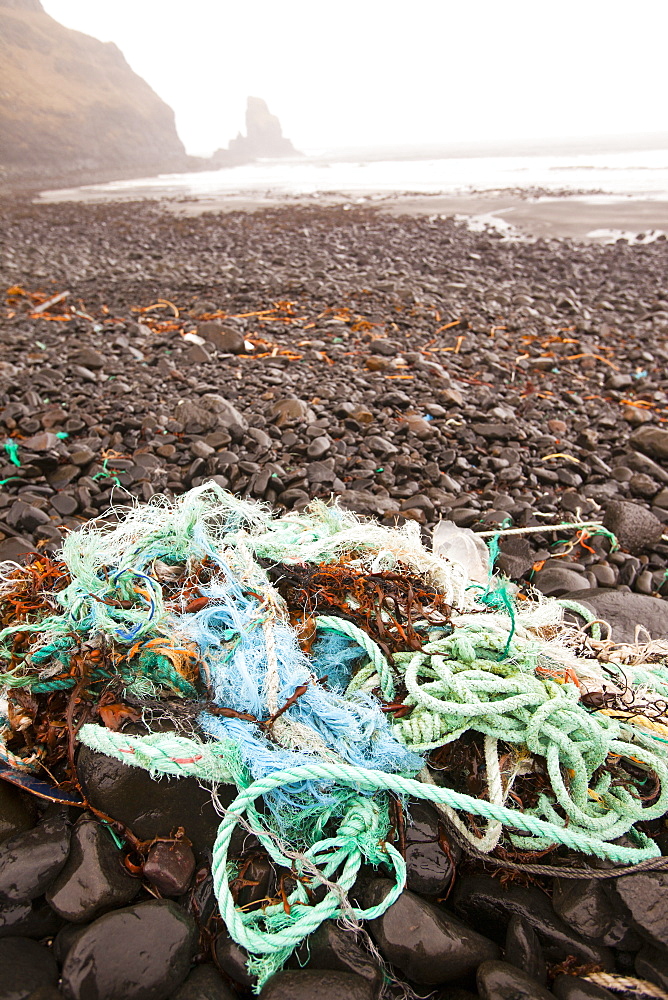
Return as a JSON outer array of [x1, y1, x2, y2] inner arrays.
[[0, 1, 299, 193], [0, 0, 192, 191]]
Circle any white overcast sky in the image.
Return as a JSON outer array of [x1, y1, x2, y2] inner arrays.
[[42, 1, 667, 156]]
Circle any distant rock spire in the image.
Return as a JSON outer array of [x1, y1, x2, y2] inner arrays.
[[228, 97, 299, 159]]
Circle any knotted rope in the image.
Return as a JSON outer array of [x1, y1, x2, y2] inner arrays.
[[1, 482, 668, 990]]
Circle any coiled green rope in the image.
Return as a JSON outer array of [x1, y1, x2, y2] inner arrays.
[[78, 723, 663, 988], [2, 483, 667, 992]]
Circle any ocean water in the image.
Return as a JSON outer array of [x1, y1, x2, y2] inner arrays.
[[39, 145, 668, 203]]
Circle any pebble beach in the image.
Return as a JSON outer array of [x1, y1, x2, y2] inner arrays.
[[2, 193, 668, 999]]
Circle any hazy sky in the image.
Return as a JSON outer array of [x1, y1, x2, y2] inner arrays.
[[42, 1, 668, 156]]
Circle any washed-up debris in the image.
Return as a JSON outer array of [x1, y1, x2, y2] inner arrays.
[[2, 483, 668, 988]]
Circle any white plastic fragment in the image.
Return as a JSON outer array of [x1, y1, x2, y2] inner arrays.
[[432, 519, 490, 586]]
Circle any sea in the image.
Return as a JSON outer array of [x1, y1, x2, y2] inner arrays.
[[38, 135, 668, 241]]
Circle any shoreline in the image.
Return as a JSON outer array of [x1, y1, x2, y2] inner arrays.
[[34, 184, 668, 243]]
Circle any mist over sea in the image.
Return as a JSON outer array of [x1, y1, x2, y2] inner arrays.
[[40, 136, 668, 204]]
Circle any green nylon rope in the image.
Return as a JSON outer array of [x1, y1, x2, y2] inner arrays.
[[76, 724, 664, 865], [332, 611, 663, 845], [315, 614, 396, 699], [4, 483, 668, 991], [77, 722, 661, 990], [315, 606, 668, 850], [3, 440, 20, 468], [559, 598, 603, 641]]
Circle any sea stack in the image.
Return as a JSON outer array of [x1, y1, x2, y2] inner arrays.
[[212, 97, 300, 166]]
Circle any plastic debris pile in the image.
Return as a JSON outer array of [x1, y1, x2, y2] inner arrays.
[[2, 483, 668, 988]]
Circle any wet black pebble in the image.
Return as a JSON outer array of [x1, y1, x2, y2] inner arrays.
[[0, 936, 59, 1000], [434, 991, 478, 1000], [214, 929, 255, 991], [552, 877, 639, 949], [363, 878, 499, 984], [46, 814, 140, 922], [143, 841, 195, 897], [259, 969, 377, 1000], [0, 900, 32, 938], [504, 914, 547, 984], [168, 964, 237, 1000], [476, 960, 554, 1000], [552, 974, 617, 999], [61, 900, 197, 1000], [0, 809, 70, 903], [52, 922, 87, 965], [0, 784, 36, 843], [293, 919, 381, 985], [635, 944, 668, 993], [452, 875, 613, 969], [76, 745, 230, 856], [611, 870, 668, 948], [22, 988, 64, 1000], [0, 898, 62, 941], [403, 802, 458, 896]]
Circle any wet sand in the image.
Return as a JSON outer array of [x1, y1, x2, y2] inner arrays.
[[163, 192, 668, 243], [38, 183, 668, 243]]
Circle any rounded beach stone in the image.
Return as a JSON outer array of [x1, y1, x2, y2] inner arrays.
[[560, 589, 668, 643], [0, 809, 70, 903], [259, 969, 377, 1000], [629, 426, 668, 462], [0, 898, 62, 942], [635, 944, 668, 993], [451, 875, 613, 969], [0, 784, 36, 844], [0, 936, 59, 1000], [46, 813, 140, 922], [403, 802, 457, 896], [504, 914, 546, 983], [601, 500, 663, 555], [214, 929, 255, 990], [143, 841, 195, 897], [611, 870, 668, 948], [61, 900, 197, 1000], [76, 745, 230, 856], [21, 988, 64, 1000], [196, 323, 245, 355], [533, 565, 591, 597], [363, 878, 499, 984], [552, 974, 617, 999], [168, 964, 237, 1000], [552, 877, 636, 948], [477, 960, 554, 1000], [292, 919, 381, 984]]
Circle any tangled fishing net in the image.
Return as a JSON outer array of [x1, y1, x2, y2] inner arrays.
[[2, 482, 668, 988]]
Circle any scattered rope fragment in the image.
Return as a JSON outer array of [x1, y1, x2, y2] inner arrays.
[[476, 519, 609, 538], [585, 973, 668, 999], [3, 440, 20, 467]]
